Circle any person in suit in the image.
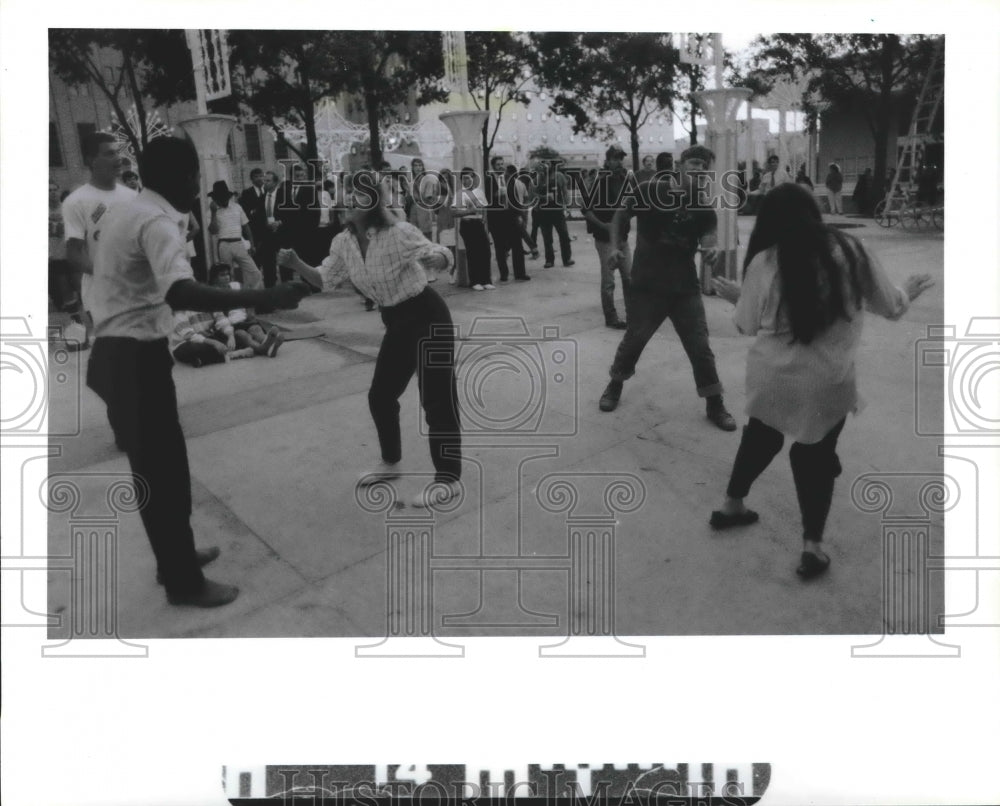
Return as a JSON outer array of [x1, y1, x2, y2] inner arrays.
[[239, 168, 268, 247], [258, 170, 286, 287]]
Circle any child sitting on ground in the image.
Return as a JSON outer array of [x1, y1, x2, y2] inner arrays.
[[209, 264, 284, 357], [169, 305, 249, 368]]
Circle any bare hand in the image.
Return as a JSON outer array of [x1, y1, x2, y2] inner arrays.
[[712, 277, 741, 304], [226, 335, 236, 351], [904, 273, 934, 302], [277, 248, 298, 269], [209, 200, 218, 213], [418, 252, 446, 271], [268, 281, 311, 310], [701, 248, 719, 270], [608, 250, 623, 270]]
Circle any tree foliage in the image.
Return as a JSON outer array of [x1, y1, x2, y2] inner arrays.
[[227, 31, 346, 162], [529, 32, 678, 170], [49, 29, 194, 158], [466, 32, 534, 172], [329, 31, 448, 167], [747, 34, 939, 188]]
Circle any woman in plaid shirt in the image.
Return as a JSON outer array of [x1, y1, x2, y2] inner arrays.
[[279, 173, 462, 508]]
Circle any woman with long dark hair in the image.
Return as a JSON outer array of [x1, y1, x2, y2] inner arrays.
[[711, 183, 933, 579], [277, 173, 462, 508]]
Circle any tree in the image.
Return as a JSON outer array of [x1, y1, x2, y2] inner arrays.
[[330, 31, 448, 168], [226, 31, 348, 163], [48, 29, 194, 158], [748, 34, 938, 194], [669, 34, 712, 145], [529, 32, 678, 170], [466, 32, 534, 173]]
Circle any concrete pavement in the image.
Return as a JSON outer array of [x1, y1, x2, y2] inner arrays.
[[45, 214, 945, 639]]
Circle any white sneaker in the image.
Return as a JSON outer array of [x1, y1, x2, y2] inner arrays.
[[483, 284, 496, 290], [471, 284, 485, 291], [357, 462, 401, 486], [410, 480, 462, 509]]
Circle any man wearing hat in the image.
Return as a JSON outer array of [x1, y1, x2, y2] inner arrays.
[[582, 144, 632, 328], [208, 179, 262, 289]]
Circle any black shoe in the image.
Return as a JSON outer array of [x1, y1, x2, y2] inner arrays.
[[709, 509, 760, 529], [796, 550, 831, 580], [606, 319, 627, 330], [157, 547, 221, 585], [543, 261, 554, 268], [563, 260, 575, 267], [364, 299, 376, 312], [599, 380, 623, 412], [167, 578, 239, 608], [515, 275, 531, 282], [707, 403, 737, 431], [530, 250, 540, 259]]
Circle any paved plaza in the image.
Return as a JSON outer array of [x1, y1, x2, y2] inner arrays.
[[44, 215, 945, 640]]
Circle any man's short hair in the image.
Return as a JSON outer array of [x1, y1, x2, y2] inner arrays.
[[655, 152, 674, 171], [767, 154, 779, 163], [139, 137, 199, 196], [249, 167, 264, 179], [680, 145, 715, 165], [209, 263, 232, 284], [490, 155, 505, 169], [605, 145, 627, 160], [81, 131, 116, 163], [264, 170, 279, 182]]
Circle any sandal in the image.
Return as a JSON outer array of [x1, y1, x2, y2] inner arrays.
[[796, 550, 831, 580], [709, 509, 759, 529]]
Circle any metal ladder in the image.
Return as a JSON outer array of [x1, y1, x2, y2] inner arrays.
[[884, 36, 944, 203]]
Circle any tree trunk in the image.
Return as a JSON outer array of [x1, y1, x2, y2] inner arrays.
[[366, 92, 382, 167], [872, 35, 899, 203], [689, 94, 699, 145], [481, 96, 491, 176], [630, 126, 640, 173]]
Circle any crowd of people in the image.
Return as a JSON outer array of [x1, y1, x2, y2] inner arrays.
[[51, 131, 935, 608]]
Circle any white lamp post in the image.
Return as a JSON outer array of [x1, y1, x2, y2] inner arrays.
[[181, 30, 237, 269], [439, 31, 489, 288]]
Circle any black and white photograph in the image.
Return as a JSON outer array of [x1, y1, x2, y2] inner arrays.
[[2, 3, 998, 806]]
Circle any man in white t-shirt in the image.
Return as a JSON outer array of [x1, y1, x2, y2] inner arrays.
[[207, 180, 262, 289], [62, 132, 138, 349], [87, 136, 309, 607]]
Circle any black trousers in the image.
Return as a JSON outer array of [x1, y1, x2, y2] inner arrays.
[[86, 338, 205, 594], [460, 218, 492, 286], [609, 289, 723, 398], [488, 212, 527, 280], [535, 208, 572, 265], [370, 287, 462, 482], [726, 416, 846, 541]]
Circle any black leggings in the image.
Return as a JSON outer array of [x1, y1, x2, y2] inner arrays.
[[726, 417, 846, 541]]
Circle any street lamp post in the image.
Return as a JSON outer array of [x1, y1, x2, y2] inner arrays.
[[694, 87, 753, 285], [181, 30, 237, 269], [439, 31, 489, 288]]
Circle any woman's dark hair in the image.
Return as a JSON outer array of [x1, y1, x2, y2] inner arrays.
[[743, 183, 866, 344]]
